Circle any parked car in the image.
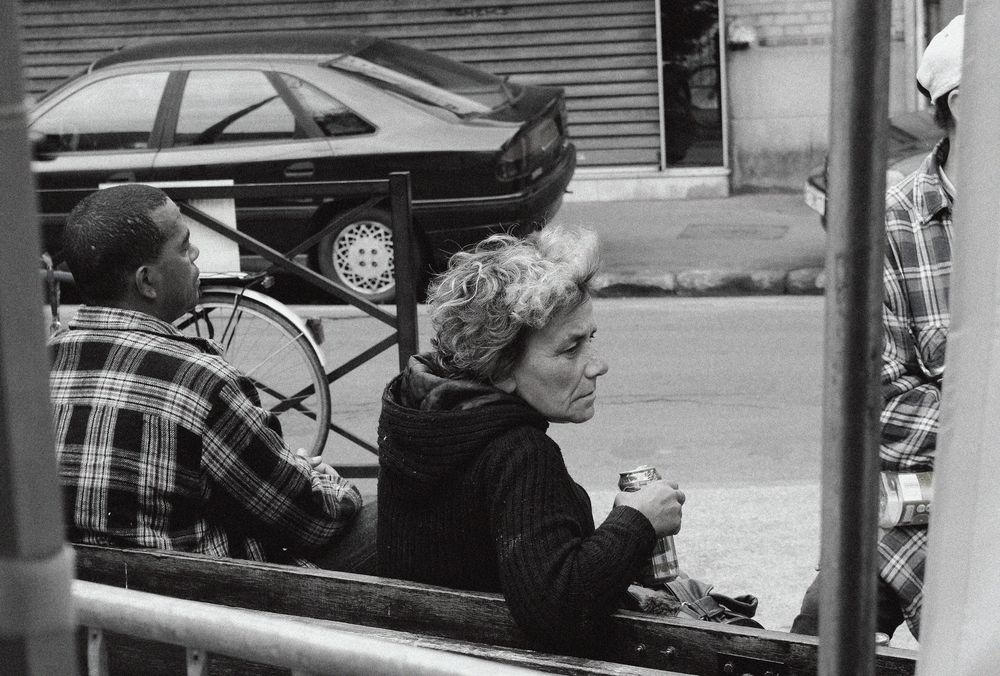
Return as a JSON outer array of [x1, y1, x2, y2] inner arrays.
[[803, 109, 942, 228], [29, 32, 576, 302]]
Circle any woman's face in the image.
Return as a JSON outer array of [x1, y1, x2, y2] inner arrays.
[[498, 297, 609, 423]]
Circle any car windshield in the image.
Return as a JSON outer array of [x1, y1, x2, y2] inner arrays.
[[324, 40, 514, 116]]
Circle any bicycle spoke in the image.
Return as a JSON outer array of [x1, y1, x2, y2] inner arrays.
[[177, 293, 331, 455]]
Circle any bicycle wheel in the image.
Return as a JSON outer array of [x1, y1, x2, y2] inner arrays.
[[177, 291, 332, 456], [688, 63, 721, 130]]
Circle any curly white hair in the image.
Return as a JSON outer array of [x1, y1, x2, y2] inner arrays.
[[428, 224, 600, 383]]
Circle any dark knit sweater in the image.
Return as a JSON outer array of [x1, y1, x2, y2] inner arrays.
[[376, 354, 657, 653]]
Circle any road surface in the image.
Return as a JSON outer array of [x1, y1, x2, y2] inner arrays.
[[303, 296, 916, 645]]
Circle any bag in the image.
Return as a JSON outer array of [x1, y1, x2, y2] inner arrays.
[[623, 577, 764, 629]]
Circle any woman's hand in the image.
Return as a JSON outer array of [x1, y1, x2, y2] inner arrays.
[[614, 481, 685, 538]]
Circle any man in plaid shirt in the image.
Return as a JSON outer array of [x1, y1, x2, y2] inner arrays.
[[792, 15, 964, 640], [50, 183, 372, 571]]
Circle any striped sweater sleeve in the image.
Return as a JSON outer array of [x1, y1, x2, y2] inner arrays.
[[482, 426, 656, 652]]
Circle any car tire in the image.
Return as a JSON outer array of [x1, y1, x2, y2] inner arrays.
[[315, 207, 421, 304]]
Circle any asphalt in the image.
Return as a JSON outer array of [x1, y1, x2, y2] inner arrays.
[[550, 190, 827, 296]]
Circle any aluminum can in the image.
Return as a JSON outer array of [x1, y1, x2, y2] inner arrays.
[[878, 471, 933, 529], [618, 465, 680, 584]]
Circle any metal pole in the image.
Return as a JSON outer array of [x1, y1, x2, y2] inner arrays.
[[918, 2, 1000, 672], [819, 1, 890, 674], [389, 172, 419, 369], [74, 581, 543, 676], [0, 0, 77, 673]]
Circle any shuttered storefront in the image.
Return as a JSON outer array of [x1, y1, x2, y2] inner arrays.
[[18, 0, 662, 170]]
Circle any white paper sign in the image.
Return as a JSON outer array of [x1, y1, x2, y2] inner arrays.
[[99, 180, 239, 273]]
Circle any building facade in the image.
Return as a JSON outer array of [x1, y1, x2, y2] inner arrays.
[[17, 0, 955, 200]]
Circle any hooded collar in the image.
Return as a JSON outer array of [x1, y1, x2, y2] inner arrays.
[[378, 352, 547, 494]]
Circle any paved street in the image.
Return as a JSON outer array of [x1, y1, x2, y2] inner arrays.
[[308, 296, 824, 633], [304, 295, 916, 647]]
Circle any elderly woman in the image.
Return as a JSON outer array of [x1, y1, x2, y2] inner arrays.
[[376, 225, 684, 653]]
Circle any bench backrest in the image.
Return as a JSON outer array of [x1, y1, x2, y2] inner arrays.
[[73, 545, 918, 675]]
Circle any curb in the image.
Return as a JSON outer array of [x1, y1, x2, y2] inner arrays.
[[592, 267, 825, 297]]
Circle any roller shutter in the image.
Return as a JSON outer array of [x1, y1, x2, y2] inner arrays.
[[18, 0, 660, 168]]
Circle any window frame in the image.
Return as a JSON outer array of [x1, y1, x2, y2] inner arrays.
[[271, 71, 378, 139], [29, 69, 174, 155], [160, 67, 361, 150]]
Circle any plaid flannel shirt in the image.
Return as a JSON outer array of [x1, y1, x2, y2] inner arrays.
[[879, 138, 952, 637], [49, 306, 361, 565]]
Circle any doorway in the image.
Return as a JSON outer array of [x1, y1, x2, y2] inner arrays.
[[659, 0, 725, 168]]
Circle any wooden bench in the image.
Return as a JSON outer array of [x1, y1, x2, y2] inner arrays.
[[73, 544, 919, 675]]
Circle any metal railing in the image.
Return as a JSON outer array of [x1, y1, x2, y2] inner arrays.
[[37, 175, 419, 478], [75, 580, 541, 676]]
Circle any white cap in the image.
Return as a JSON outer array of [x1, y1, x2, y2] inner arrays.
[[917, 14, 964, 101]]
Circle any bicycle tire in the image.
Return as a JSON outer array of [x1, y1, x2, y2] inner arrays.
[[688, 63, 721, 130], [177, 291, 332, 456]]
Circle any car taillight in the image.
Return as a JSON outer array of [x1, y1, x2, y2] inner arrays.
[[497, 118, 560, 181]]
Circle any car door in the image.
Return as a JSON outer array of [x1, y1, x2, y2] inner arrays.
[[150, 68, 341, 256], [29, 70, 170, 253]]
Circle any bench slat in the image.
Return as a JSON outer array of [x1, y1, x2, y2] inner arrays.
[[73, 545, 917, 675]]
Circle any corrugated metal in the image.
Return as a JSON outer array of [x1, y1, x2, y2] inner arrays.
[[18, 0, 660, 168]]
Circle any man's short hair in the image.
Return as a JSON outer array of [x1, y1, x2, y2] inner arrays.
[[63, 184, 170, 304]]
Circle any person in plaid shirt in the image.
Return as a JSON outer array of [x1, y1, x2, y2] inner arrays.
[[50, 183, 373, 571], [792, 15, 964, 641]]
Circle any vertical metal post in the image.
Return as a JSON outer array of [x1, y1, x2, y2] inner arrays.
[[653, 0, 667, 172], [389, 172, 419, 369], [919, 2, 1000, 672], [819, 1, 891, 674], [0, 0, 77, 673], [717, 0, 731, 171]]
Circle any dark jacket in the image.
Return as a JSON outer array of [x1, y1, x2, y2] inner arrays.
[[376, 354, 656, 653]]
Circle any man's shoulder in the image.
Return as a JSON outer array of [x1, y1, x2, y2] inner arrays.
[[51, 324, 243, 387], [885, 161, 948, 236]]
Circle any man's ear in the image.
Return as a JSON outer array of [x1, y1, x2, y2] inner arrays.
[[948, 88, 960, 123], [134, 265, 158, 300], [494, 374, 517, 393]]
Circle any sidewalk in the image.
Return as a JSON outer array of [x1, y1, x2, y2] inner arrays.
[[551, 191, 828, 296]]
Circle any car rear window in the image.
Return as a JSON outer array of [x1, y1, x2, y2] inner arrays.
[[279, 74, 375, 137], [325, 41, 510, 116]]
